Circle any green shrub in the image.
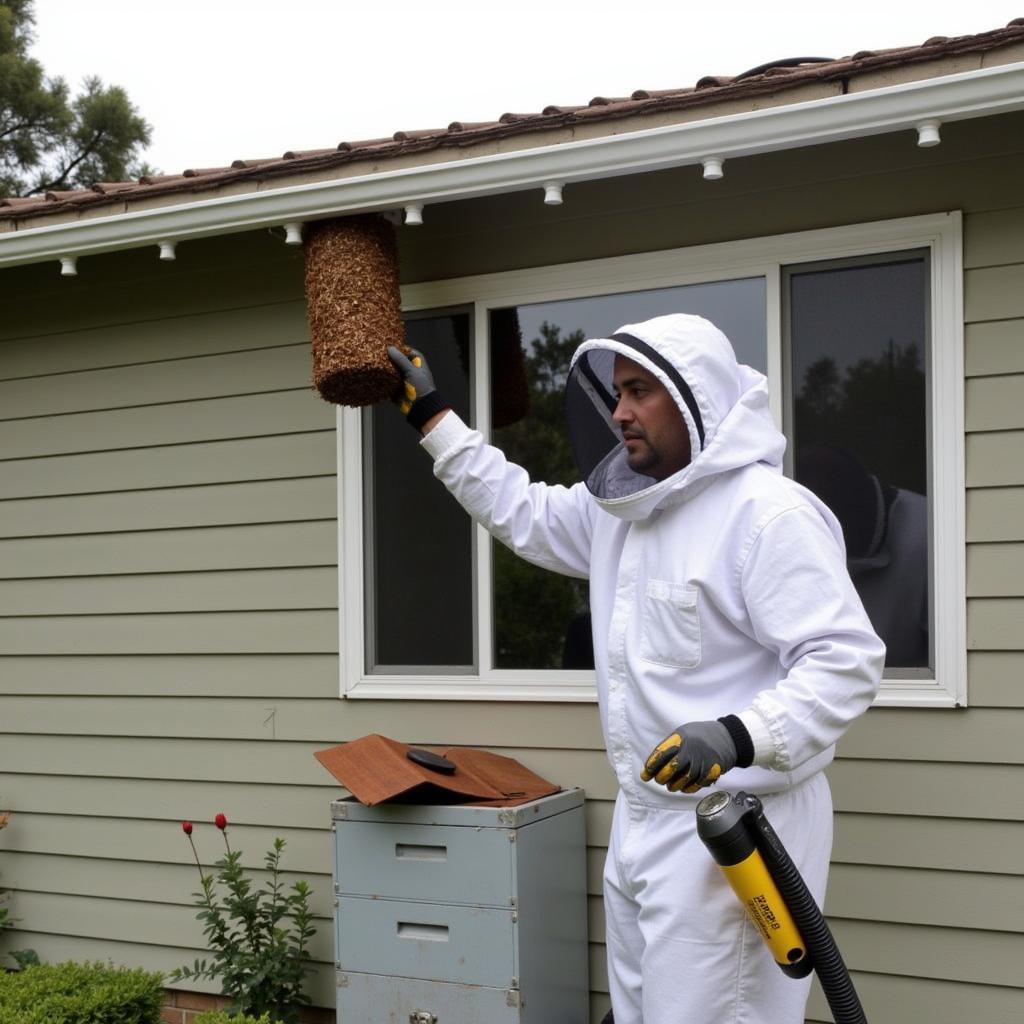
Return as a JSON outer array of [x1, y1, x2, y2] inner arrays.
[[0, 960, 164, 1024], [194, 1013, 284, 1024], [173, 820, 315, 1024]]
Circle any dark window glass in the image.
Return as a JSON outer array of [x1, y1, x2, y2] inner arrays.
[[364, 311, 474, 671], [787, 255, 931, 670], [490, 279, 766, 670]]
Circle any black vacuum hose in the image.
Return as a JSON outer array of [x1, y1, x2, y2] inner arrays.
[[746, 796, 867, 1024]]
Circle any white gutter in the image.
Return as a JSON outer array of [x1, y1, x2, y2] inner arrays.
[[2, 61, 1024, 269]]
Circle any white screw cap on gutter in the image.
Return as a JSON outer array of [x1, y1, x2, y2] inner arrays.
[[404, 203, 424, 225], [158, 240, 176, 260], [916, 119, 942, 146], [543, 181, 564, 205], [701, 156, 725, 180], [283, 222, 304, 245], [59, 256, 77, 276]]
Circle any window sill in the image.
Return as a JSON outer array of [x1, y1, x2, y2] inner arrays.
[[873, 674, 964, 708], [343, 673, 962, 707], [344, 672, 599, 702]]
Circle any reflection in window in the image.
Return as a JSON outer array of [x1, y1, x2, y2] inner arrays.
[[364, 311, 475, 671], [489, 309, 591, 670], [490, 278, 767, 670], [787, 255, 931, 670]]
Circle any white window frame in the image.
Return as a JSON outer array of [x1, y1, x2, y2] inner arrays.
[[338, 211, 965, 707]]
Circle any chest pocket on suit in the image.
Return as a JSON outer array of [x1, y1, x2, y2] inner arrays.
[[640, 579, 702, 669]]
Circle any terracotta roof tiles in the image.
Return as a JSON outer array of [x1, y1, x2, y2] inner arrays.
[[0, 196, 49, 210], [89, 181, 140, 194], [541, 104, 586, 116], [446, 120, 494, 132], [2, 20, 1023, 222], [391, 129, 449, 142], [631, 88, 697, 102], [230, 157, 287, 169], [137, 173, 188, 185], [278, 148, 336, 160], [43, 190, 96, 204]]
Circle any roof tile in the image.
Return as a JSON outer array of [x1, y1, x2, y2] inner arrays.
[[90, 182, 139, 194], [336, 135, 394, 149], [630, 88, 696, 100], [0, 196, 50, 209], [182, 167, 232, 178], [392, 129, 449, 142], [572, 100, 644, 119], [44, 189, 95, 203], [695, 75, 733, 89], [138, 173, 188, 184], [540, 104, 586, 116], [281, 148, 337, 160], [230, 157, 284, 169]]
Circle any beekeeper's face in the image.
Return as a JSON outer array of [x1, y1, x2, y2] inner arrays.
[[611, 354, 691, 480]]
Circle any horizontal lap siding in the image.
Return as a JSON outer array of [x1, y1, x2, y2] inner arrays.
[[807, 144, 1024, 1021], [3, 115, 1024, 1023], [0, 244, 350, 1008], [963, 200, 1024, 722], [918, 193, 1024, 1024], [796, 189, 1024, 1023]]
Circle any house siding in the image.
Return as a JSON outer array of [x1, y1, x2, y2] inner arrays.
[[1, 110, 1022, 1023]]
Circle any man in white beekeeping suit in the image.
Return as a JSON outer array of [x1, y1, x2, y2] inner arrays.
[[389, 313, 884, 1024]]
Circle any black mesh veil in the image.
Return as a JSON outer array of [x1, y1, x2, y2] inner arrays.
[[566, 348, 660, 500]]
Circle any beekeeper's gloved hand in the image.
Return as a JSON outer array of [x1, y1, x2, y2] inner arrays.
[[388, 346, 450, 433], [640, 716, 753, 793]]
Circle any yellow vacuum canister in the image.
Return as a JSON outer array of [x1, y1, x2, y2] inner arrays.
[[696, 790, 811, 977], [697, 790, 868, 1024]]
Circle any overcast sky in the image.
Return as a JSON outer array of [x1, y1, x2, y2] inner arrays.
[[29, 0, 1024, 176]]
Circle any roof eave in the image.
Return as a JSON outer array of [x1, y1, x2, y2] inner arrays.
[[2, 60, 1023, 270]]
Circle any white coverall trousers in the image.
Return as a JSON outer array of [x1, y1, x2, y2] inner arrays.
[[603, 773, 833, 1024]]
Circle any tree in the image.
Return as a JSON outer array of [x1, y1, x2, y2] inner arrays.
[[794, 340, 927, 494], [0, 0, 151, 198]]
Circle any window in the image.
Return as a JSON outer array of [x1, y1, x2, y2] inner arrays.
[[786, 254, 932, 674], [363, 309, 475, 672], [487, 280, 766, 672], [339, 213, 964, 706]]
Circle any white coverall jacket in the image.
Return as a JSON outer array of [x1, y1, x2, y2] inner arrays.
[[420, 314, 885, 1024]]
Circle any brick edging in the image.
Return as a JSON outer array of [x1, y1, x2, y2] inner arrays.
[[162, 989, 334, 1024]]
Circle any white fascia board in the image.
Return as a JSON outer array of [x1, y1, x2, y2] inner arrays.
[[3, 60, 1023, 269]]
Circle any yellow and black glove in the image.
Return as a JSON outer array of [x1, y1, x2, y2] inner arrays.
[[640, 716, 754, 794], [388, 346, 450, 431]]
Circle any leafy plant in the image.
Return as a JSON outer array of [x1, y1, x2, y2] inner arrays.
[[0, 811, 10, 933], [0, 960, 164, 1024], [0, 808, 38, 969], [171, 815, 316, 1024]]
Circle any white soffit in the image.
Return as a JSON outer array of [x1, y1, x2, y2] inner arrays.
[[2, 61, 1023, 268]]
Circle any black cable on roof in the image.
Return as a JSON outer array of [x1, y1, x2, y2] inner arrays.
[[734, 57, 835, 82]]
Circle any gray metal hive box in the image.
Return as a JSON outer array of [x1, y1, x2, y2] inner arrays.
[[331, 788, 588, 1023]]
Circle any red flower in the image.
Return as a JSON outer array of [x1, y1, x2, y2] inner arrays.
[[215, 813, 228, 830], [182, 821, 193, 835]]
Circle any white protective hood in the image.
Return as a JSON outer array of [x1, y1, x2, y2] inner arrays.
[[565, 314, 786, 521]]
